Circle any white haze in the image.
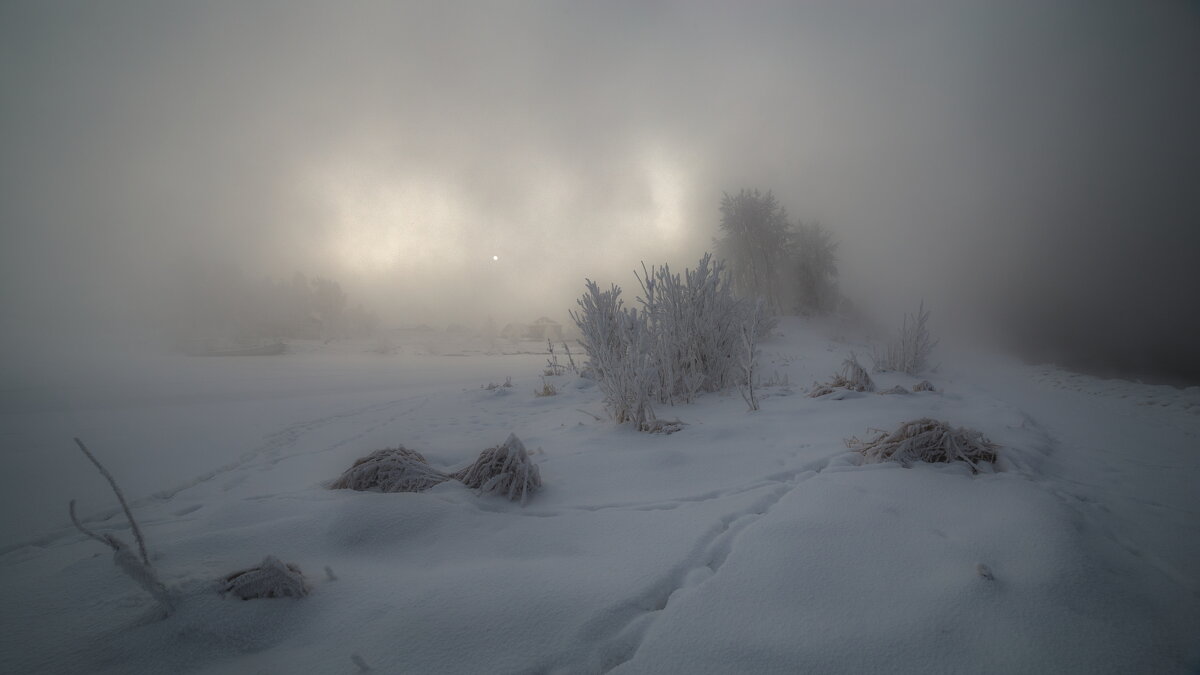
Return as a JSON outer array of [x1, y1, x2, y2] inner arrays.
[[2, 0, 1198, 381]]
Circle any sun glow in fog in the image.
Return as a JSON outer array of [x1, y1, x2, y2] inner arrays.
[[640, 147, 688, 245], [319, 171, 475, 275], [313, 146, 692, 287]]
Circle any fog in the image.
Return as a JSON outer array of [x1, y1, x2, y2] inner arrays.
[[3, 0, 1198, 382]]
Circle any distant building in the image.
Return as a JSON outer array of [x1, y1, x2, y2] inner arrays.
[[528, 317, 564, 341], [499, 317, 564, 342]]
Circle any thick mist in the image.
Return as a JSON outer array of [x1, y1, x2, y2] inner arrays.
[[3, 0, 1198, 382]]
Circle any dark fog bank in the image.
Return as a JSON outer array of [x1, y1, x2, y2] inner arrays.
[[2, 1, 1198, 384]]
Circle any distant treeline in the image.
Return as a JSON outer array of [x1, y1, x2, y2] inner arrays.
[[166, 265, 378, 342]]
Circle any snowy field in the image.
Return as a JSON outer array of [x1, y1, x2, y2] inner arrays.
[[1, 319, 1197, 674]]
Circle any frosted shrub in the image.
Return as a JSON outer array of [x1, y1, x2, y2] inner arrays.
[[330, 447, 450, 493], [222, 555, 310, 600], [453, 433, 542, 505], [571, 254, 768, 428], [847, 418, 998, 472], [570, 280, 659, 430], [873, 301, 938, 375], [635, 254, 765, 403]]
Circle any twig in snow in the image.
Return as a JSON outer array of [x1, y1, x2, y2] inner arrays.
[[74, 437, 150, 567]]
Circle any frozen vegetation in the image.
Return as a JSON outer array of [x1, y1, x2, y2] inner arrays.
[[0, 317, 1197, 674]]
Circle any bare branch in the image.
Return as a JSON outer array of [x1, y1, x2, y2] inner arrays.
[[68, 499, 113, 548], [74, 438, 151, 567]]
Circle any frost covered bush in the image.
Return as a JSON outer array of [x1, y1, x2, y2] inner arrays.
[[222, 555, 310, 600], [330, 447, 451, 492], [872, 301, 938, 375], [571, 254, 769, 429], [452, 433, 542, 505], [636, 254, 769, 402], [847, 418, 998, 472], [571, 280, 659, 429]]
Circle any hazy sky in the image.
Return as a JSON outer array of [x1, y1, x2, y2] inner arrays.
[[3, 1, 1198, 380]]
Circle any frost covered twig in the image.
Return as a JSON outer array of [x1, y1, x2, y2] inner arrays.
[[74, 437, 150, 567], [69, 438, 172, 613]]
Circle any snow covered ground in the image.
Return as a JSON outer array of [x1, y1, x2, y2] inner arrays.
[[1, 319, 1196, 674]]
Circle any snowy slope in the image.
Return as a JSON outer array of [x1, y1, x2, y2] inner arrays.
[[0, 320, 1196, 674]]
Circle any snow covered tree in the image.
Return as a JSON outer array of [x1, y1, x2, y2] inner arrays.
[[790, 221, 839, 315], [715, 189, 793, 315], [715, 190, 840, 317], [311, 277, 347, 342]]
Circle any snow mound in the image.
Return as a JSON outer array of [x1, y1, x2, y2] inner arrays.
[[452, 433, 542, 504], [330, 447, 451, 493], [221, 555, 310, 600], [848, 418, 998, 472]]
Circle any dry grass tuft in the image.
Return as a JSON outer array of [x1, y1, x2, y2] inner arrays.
[[810, 352, 873, 396], [837, 352, 875, 392], [222, 555, 310, 600], [452, 433, 542, 504], [535, 377, 558, 397], [808, 383, 836, 398], [330, 446, 450, 493], [912, 380, 936, 392], [847, 418, 998, 472]]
